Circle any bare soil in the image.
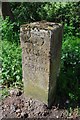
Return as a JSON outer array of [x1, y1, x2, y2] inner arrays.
[[0, 89, 80, 120]]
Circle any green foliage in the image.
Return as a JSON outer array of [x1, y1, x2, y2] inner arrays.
[[10, 2, 80, 37], [0, 16, 22, 88], [40, 2, 80, 36], [1, 40, 22, 87], [2, 17, 19, 44], [57, 36, 80, 106], [10, 3, 44, 24]]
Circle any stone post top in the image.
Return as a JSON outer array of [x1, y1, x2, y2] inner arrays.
[[20, 21, 62, 31]]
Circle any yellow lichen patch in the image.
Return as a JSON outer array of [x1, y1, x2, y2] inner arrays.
[[47, 26, 54, 30]]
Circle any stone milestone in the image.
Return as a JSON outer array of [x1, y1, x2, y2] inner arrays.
[[20, 21, 63, 107]]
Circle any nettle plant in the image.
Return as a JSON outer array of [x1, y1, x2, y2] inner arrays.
[[1, 17, 22, 88], [2, 17, 20, 44], [2, 40, 22, 87]]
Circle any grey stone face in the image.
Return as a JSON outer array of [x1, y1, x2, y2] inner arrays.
[[20, 22, 63, 107]]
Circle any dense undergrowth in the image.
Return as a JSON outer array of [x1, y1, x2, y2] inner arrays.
[[1, 2, 80, 107], [57, 36, 80, 107], [2, 40, 22, 88]]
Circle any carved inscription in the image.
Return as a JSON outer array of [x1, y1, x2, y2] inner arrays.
[[22, 28, 50, 75], [24, 43, 49, 73]]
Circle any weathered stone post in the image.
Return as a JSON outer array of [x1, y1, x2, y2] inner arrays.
[[20, 21, 63, 107]]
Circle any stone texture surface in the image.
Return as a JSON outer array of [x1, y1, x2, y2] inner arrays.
[[20, 22, 63, 107]]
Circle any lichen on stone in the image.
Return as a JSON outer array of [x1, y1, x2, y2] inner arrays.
[[20, 21, 61, 32]]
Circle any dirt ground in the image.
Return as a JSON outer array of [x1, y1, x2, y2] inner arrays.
[[0, 88, 80, 120]]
